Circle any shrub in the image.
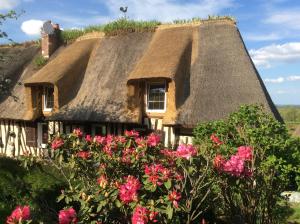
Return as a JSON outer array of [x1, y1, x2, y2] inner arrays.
[[0, 157, 66, 223], [193, 105, 300, 223], [34, 55, 47, 68], [21, 130, 216, 223]]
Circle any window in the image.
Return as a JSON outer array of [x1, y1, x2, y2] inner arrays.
[[146, 83, 166, 112], [43, 86, 54, 111]]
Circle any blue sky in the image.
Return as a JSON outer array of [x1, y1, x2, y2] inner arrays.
[[1, 0, 300, 105]]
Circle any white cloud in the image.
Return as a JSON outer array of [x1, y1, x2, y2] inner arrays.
[[287, 75, 300, 81], [264, 77, 285, 83], [276, 89, 300, 95], [103, 0, 235, 22], [265, 9, 300, 30], [264, 75, 300, 83], [244, 32, 282, 41], [0, 0, 20, 10], [21, 19, 43, 36], [249, 42, 300, 68]]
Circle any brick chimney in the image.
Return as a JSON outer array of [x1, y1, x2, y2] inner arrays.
[[41, 21, 61, 58]]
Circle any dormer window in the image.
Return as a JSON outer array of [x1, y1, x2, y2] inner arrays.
[[146, 82, 166, 112], [43, 86, 54, 112]]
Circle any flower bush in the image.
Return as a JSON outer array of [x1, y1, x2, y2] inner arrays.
[[38, 129, 215, 223], [10, 105, 299, 223], [194, 105, 300, 224]]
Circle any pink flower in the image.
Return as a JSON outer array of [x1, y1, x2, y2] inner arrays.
[[58, 208, 77, 224], [97, 175, 108, 188], [73, 128, 83, 138], [85, 135, 92, 143], [115, 136, 127, 144], [77, 151, 91, 159], [132, 206, 149, 224], [160, 149, 176, 157], [119, 176, 141, 204], [237, 146, 253, 161], [94, 136, 106, 145], [122, 148, 135, 164], [125, 130, 139, 138], [168, 190, 181, 208], [213, 154, 225, 170], [51, 138, 64, 150], [6, 205, 30, 224], [147, 133, 161, 147], [176, 144, 197, 159], [210, 134, 223, 146], [135, 137, 146, 147], [223, 155, 245, 177]]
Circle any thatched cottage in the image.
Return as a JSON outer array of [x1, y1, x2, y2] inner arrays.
[[0, 18, 281, 156]]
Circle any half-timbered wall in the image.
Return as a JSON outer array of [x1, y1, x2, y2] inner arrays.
[[0, 119, 194, 157], [0, 120, 42, 157]]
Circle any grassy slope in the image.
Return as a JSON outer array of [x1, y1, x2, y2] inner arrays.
[[287, 203, 300, 223], [277, 106, 300, 137]]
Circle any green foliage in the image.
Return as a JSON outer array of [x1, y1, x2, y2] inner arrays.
[[193, 105, 300, 223], [103, 18, 161, 36], [60, 15, 235, 43], [0, 156, 66, 223], [34, 55, 48, 67]]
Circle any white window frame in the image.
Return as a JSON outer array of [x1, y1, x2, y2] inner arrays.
[[43, 86, 54, 112], [146, 81, 167, 113]]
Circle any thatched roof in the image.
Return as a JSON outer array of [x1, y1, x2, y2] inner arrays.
[[0, 44, 39, 120], [175, 22, 282, 127], [128, 27, 193, 82], [0, 19, 281, 126], [49, 32, 154, 122], [24, 39, 97, 86]]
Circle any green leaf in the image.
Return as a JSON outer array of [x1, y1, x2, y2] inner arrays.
[[115, 199, 122, 208], [166, 205, 173, 220], [164, 179, 172, 190]]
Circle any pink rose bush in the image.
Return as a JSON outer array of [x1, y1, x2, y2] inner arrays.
[[6, 205, 30, 224]]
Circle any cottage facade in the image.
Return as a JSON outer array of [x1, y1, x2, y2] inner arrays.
[[0, 19, 281, 156]]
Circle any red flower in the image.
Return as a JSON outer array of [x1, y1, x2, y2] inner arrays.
[[176, 144, 197, 159], [6, 205, 30, 224], [135, 137, 146, 147], [132, 206, 149, 224], [237, 146, 253, 161], [85, 135, 92, 143], [77, 151, 91, 159], [210, 134, 223, 146], [125, 130, 139, 138], [58, 208, 77, 224], [115, 136, 127, 144], [73, 128, 83, 138], [51, 138, 64, 150], [168, 190, 181, 208], [97, 175, 108, 189], [119, 176, 141, 204], [94, 136, 106, 145], [213, 154, 225, 170], [147, 133, 161, 147]]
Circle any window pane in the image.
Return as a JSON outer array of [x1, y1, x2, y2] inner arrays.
[[45, 87, 54, 109], [147, 83, 166, 111]]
